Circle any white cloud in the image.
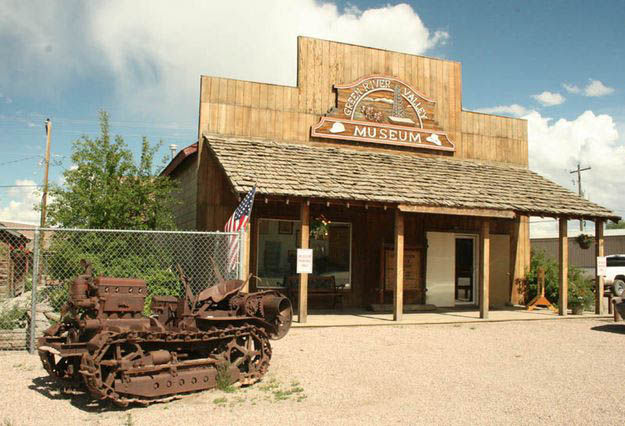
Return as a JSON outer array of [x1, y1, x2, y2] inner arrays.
[[562, 83, 582, 94], [0, 1, 448, 123], [526, 110, 623, 219], [473, 104, 531, 118], [562, 83, 581, 94], [584, 79, 614, 97], [531, 91, 565, 106], [0, 180, 40, 224]]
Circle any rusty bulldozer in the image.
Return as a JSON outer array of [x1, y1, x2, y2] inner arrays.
[[38, 261, 292, 406]]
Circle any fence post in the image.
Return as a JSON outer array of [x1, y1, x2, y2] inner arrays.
[[29, 228, 41, 354], [238, 229, 245, 281]]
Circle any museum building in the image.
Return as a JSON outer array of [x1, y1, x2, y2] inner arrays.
[[163, 37, 618, 322]]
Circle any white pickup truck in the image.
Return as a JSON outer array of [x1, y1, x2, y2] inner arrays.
[[605, 255, 625, 296]]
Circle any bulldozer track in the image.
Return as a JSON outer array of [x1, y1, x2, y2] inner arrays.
[[78, 323, 272, 406]]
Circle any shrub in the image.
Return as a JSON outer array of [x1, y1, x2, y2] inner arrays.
[[0, 305, 29, 330], [526, 249, 595, 309]]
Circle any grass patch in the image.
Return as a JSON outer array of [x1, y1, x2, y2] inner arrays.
[[216, 363, 236, 393], [259, 377, 306, 402], [259, 377, 280, 392], [213, 397, 228, 406]]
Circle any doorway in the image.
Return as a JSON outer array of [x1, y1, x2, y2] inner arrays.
[[455, 236, 477, 304]]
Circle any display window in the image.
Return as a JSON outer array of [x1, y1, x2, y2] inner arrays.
[[256, 219, 351, 289]]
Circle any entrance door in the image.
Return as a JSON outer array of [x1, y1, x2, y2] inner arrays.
[[425, 232, 455, 307], [455, 237, 476, 304]]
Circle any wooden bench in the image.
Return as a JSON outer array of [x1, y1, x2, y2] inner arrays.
[[284, 275, 344, 309]]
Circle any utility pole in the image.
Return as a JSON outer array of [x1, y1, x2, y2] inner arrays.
[[570, 163, 591, 231], [40, 118, 51, 228]]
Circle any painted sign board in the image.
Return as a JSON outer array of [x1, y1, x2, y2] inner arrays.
[[297, 248, 313, 274], [311, 75, 455, 152], [597, 256, 607, 277], [384, 247, 420, 290]]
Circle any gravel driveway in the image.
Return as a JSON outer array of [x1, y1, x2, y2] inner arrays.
[[1, 318, 624, 425]]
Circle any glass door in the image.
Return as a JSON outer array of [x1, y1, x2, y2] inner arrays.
[[455, 236, 476, 304]]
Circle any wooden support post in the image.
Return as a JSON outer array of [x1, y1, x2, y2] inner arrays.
[[558, 218, 568, 316], [595, 220, 605, 315], [394, 209, 404, 321], [242, 223, 251, 292], [509, 215, 530, 305], [480, 220, 490, 319], [299, 202, 310, 323]]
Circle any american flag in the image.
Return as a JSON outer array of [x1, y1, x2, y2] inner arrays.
[[224, 186, 256, 272]]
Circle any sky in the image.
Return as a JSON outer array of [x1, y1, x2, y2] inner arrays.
[[0, 0, 624, 235]]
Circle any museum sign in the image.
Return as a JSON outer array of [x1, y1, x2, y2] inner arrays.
[[311, 75, 455, 152]]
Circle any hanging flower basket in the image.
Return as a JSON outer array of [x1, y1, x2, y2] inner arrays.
[[576, 233, 593, 250]]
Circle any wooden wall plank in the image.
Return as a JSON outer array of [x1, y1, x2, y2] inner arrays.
[[243, 81, 252, 107], [234, 105, 243, 136], [209, 77, 219, 102], [357, 44, 365, 79], [266, 86, 275, 111], [327, 41, 336, 111], [226, 79, 236, 105], [259, 83, 268, 110], [321, 40, 330, 113], [251, 83, 260, 109], [313, 38, 322, 113], [298, 38, 307, 112], [398, 52, 406, 81], [275, 86, 284, 112], [235, 80, 244, 105], [217, 78, 228, 104]]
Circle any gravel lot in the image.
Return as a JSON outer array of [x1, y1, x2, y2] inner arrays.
[[1, 318, 624, 425]]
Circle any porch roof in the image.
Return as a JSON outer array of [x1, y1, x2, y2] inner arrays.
[[203, 135, 619, 221]]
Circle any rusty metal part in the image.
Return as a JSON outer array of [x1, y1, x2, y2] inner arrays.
[[37, 262, 290, 406]]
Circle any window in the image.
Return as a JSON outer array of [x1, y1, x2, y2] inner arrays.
[[256, 219, 352, 288], [607, 256, 625, 267]]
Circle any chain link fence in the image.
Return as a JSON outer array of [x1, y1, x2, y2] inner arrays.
[[0, 227, 243, 351]]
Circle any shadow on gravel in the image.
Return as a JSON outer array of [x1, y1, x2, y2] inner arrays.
[[590, 324, 625, 335], [29, 375, 126, 413]]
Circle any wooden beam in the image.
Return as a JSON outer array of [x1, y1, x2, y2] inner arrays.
[[480, 220, 490, 319], [509, 215, 529, 305], [559, 219, 568, 316], [398, 204, 515, 219], [394, 209, 404, 321], [299, 202, 310, 323], [595, 220, 605, 315]]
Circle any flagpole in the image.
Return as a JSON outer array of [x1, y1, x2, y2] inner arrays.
[[238, 227, 245, 281]]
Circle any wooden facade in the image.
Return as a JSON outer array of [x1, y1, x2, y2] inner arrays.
[[170, 36, 550, 320], [198, 37, 528, 165]]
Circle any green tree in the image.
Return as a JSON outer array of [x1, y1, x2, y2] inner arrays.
[[39, 112, 183, 313], [46, 111, 178, 230], [606, 220, 625, 230]]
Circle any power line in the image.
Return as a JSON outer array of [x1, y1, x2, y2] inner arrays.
[[0, 184, 42, 188], [0, 155, 42, 166]]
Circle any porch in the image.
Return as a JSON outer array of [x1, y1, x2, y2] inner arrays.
[[291, 307, 612, 328], [202, 136, 621, 323]]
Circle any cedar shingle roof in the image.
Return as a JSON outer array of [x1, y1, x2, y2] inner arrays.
[[204, 136, 619, 220]]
